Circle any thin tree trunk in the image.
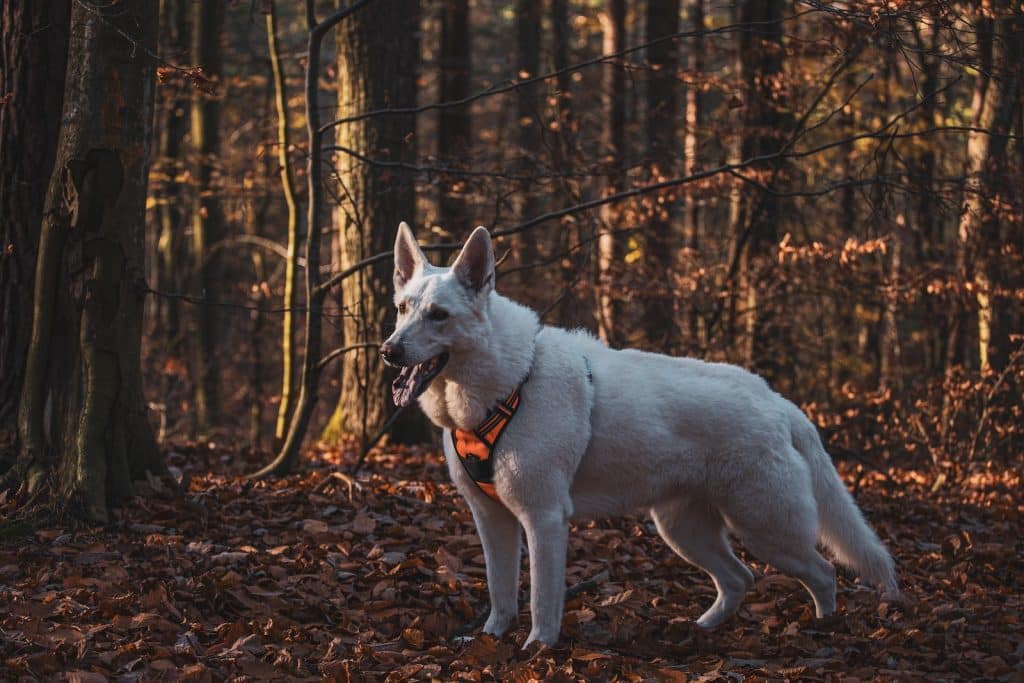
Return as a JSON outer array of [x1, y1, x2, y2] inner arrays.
[[11, 0, 161, 522], [188, 0, 225, 435], [252, 2, 371, 478], [0, 1, 69, 443], [266, 0, 303, 443], [551, 0, 582, 329], [732, 0, 784, 371], [155, 0, 188, 352], [643, 0, 680, 351], [438, 0, 471, 232], [681, 0, 703, 348], [597, 0, 627, 346], [513, 0, 542, 291]]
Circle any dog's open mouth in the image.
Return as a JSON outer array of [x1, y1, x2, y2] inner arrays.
[[391, 352, 449, 407]]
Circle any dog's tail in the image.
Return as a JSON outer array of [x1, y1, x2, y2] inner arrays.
[[789, 406, 899, 596]]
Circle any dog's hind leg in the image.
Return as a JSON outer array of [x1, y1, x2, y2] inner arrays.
[[722, 468, 837, 619], [732, 518, 837, 619], [466, 496, 523, 637], [651, 498, 755, 629]]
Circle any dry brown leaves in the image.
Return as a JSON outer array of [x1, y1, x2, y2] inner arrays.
[[1, 443, 1021, 681]]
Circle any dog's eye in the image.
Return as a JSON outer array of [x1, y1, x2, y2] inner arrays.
[[427, 308, 449, 321], [397, 301, 408, 315]]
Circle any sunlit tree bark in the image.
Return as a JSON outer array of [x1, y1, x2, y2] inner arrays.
[[322, 0, 427, 444], [597, 0, 627, 346], [266, 0, 302, 444]]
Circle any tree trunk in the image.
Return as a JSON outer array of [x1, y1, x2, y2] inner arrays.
[[188, 0, 225, 435], [732, 0, 784, 372], [643, 0, 680, 351], [322, 0, 427, 444], [155, 0, 188, 352], [681, 0, 703, 348], [597, 0, 627, 346], [438, 0, 471, 232], [266, 0, 303, 443], [12, 0, 161, 523], [0, 1, 70, 445], [957, 5, 1023, 372], [513, 0, 542, 292]]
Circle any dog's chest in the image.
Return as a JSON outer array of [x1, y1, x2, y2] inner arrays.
[[418, 379, 488, 431]]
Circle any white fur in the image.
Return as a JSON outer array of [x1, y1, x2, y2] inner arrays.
[[384, 223, 899, 647]]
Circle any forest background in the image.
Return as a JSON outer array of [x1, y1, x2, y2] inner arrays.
[[0, 0, 1022, 679]]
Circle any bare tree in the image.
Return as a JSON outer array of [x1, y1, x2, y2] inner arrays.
[[266, 0, 303, 444]]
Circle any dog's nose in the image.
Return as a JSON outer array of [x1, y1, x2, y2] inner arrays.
[[380, 341, 404, 365]]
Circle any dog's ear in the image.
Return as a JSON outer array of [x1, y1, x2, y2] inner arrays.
[[394, 221, 426, 290], [451, 225, 494, 294]]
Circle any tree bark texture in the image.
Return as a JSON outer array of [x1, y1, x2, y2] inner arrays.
[[513, 0, 542, 290], [14, 0, 161, 522], [438, 0, 471, 232], [155, 0, 189, 353], [643, 0, 680, 351], [957, 5, 1023, 372], [0, 1, 70, 438], [597, 0, 627, 346], [188, 0, 225, 434], [323, 0, 424, 443], [732, 0, 785, 372]]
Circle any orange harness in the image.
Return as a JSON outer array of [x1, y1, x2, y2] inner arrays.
[[451, 377, 527, 502]]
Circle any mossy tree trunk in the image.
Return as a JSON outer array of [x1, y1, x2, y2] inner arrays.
[[0, 1, 70, 450], [11, 0, 162, 523], [322, 0, 429, 445]]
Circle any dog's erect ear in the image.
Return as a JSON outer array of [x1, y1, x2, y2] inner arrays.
[[394, 221, 426, 290], [451, 226, 495, 294]]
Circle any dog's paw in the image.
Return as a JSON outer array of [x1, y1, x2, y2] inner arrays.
[[482, 611, 515, 637], [523, 629, 558, 649]]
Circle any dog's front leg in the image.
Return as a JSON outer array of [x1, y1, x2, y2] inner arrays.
[[466, 496, 522, 637], [520, 506, 569, 647]]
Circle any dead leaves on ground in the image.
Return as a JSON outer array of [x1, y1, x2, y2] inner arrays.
[[1, 444, 1022, 681]]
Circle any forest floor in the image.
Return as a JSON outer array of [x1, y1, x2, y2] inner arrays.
[[1, 442, 1021, 682]]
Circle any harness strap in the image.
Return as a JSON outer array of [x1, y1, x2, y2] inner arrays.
[[452, 376, 527, 502]]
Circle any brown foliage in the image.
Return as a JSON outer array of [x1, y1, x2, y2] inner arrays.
[[1, 443, 1021, 680]]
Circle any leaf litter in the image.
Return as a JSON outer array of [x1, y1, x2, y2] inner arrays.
[[1, 442, 1021, 681]]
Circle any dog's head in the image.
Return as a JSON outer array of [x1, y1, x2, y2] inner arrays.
[[383, 222, 495, 407]]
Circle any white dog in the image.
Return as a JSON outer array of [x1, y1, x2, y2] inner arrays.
[[382, 223, 898, 647]]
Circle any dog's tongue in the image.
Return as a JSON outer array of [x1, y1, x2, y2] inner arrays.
[[392, 364, 426, 408], [391, 353, 448, 407]]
